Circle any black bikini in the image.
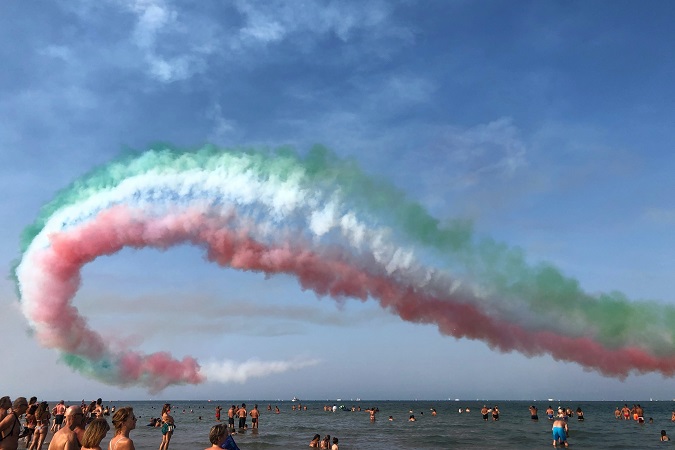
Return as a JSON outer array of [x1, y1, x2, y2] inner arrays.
[[0, 413, 20, 441]]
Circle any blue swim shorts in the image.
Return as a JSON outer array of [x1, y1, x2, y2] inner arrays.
[[552, 427, 567, 442]]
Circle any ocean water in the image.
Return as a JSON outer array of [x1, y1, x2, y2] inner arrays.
[[84, 400, 674, 449]]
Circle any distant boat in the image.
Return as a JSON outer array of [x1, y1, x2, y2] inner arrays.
[[292, 397, 299, 402], [548, 398, 554, 402]]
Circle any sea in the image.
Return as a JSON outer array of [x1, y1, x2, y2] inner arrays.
[[66, 400, 675, 449]]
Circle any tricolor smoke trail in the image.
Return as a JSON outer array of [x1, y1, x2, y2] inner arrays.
[[13, 145, 675, 391]]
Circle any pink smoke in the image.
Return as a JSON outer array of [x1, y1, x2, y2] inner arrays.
[[22, 205, 675, 389]]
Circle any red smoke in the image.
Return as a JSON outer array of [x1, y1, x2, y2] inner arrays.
[[24, 204, 675, 389]]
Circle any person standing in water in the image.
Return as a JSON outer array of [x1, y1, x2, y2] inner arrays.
[[236, 404, 247, 430], [552, 417, 569, 448], [159, 404, 175, 450], [249, 405, 259, 429]]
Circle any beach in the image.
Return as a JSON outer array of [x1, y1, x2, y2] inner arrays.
[[34, 400, 675, 449]]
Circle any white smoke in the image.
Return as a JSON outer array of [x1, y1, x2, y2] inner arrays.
[[200, 357, 321, 383]]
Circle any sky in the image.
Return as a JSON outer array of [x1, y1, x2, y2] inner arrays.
[[2, 0, 675, 402]]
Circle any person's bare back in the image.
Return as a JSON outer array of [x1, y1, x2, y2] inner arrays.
[[47, 427, 79, 450]]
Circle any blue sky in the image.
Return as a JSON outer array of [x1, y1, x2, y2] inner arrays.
[[2, 0, 675, 401]]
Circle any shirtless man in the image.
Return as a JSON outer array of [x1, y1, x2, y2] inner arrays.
[[635, 404, 645, 423], [546, 406, 554, 420], [551, 417, 569, 447], [529, 405, 538, 421], [48, 406, 84, 450], [227, 406, 236, 429], [52, 401, 66, 432], [0, 397, 29, 450], [249, 405, 259, 429], [236, 404, 247, 429]]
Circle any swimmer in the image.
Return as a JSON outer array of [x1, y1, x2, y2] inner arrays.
[[635, 404, 644, 423], [249, 405, 259, 429], [546, 406, 554, 420], [552, 418, 569, 447]]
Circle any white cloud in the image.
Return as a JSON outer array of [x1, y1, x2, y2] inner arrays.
[[439, 117, 528, 186], [233, 0, 393, 45], [114, 0, 211, 82], [129, 0, 176, 48], [51, 0, 408, 84]]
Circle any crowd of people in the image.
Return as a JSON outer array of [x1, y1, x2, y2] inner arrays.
[[0, 395, 345, 450], [0, 396, 173, 450], [0, 397, 138, 450], [8, 396, 675, 449], [308, 434, 338, 449], [615, 403, 646, 422], [217, 404, 260, 431]]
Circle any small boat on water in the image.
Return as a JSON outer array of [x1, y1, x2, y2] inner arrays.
[[292, 397, 299, 402]]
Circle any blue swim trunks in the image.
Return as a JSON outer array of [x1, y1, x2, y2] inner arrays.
[[552, 427, 567, 442]]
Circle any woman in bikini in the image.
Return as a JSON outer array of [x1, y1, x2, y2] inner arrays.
[[0, 397, 29, 450], [29, 402, 50, 450], [159, 404, 175, 450], [108, 407, 136, 450], [24, 401, 38, 448]]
